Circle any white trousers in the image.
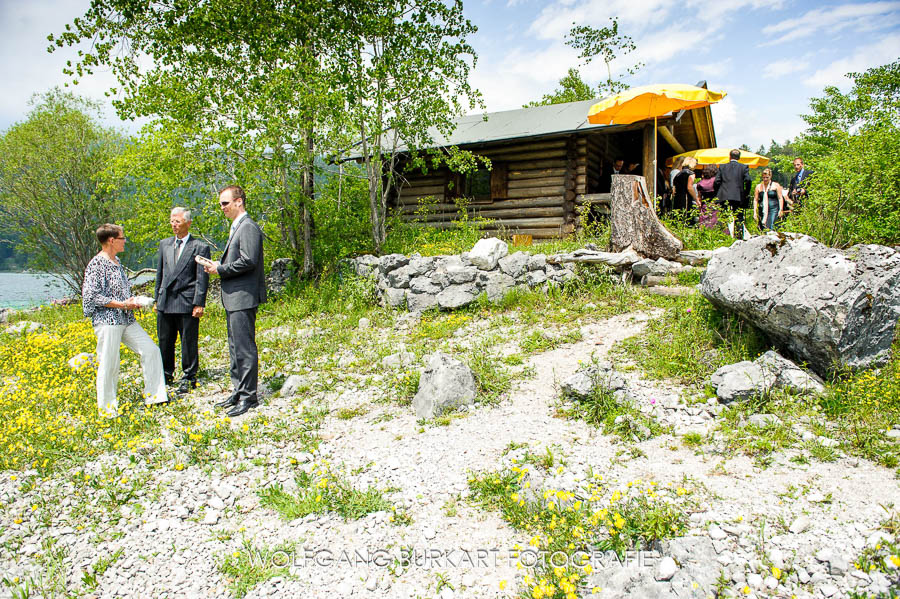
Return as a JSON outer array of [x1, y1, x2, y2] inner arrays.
[[93, 322, 168, 418]]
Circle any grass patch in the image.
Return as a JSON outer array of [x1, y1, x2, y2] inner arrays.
[[617, 294, 767, 386], [848, 506, 900, 599], [520, 329, 582, 354], [713, 405, 796, 464], [468, 465, 693, 598], [258, 464, 392, 521], [559, 369, 662, 442], [819, 354, 900, 468], [335, 406, 368, 420], [219, 539, 294, 598]]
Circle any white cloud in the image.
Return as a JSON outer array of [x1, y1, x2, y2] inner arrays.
[[0, 0, 130, 131], [763, 58, 810, 78], [762, 1, 900, 43], [804, 33, 900, 88]]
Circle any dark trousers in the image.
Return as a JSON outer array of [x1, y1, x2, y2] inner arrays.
[[225, 308, 258, 403], [729, 202, 746, 238], [157, 311, 200, 384]]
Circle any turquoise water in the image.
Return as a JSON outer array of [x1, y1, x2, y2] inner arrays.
[[0, 273, 75, 309], [0, 272, 154, 310]]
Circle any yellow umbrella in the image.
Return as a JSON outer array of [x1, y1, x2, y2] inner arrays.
[[587, 83, 727, 199], [666, 148, 770, 169]]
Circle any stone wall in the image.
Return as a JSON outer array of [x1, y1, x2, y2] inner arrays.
[[348, 239, 576, 312]]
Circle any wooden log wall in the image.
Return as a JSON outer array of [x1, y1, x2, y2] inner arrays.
[[393, 137, 576, 238]]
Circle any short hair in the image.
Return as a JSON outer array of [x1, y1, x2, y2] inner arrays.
[[793, 157, 804, 164], [219, 185, 246, 206], [730, 149, 741, 160], [96, 223, 123, 245], [171, 207, 192, 221], [614, 157, 624, 164], [701, 165, 717, 179]]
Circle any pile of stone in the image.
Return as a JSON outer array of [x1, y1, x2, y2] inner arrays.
[[349, 238, 576, 312], [545, 246, 712, 287]]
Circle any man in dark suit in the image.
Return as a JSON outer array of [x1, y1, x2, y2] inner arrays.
[[155, 207, 210, 395], [787, 157, 812, 211], [203, 185, 266, 417], [714, 149, 752, 238]]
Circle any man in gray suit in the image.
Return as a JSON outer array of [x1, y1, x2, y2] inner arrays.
[[155, 207, 210, 395], [203, 185, 266, 417], [714, 149, 752, 238]]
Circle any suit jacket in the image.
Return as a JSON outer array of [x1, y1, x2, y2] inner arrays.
[[155, 236, 211, 313], [218, 215, 266, 312], [714, 160, 751, 208], [788, 169, 813, 198]]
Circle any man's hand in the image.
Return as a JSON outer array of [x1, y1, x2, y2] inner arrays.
[[203, 260, 220, 275], [192, 306, 204, 318]]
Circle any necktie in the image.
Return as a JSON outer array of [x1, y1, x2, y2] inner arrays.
[[175, 238, 183, 262]]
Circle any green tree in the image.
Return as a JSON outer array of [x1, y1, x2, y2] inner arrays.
[[50, 0, 348, 275], [329, 0, 482, 253], [789, 60, 900, 247], [566, 17, 642, 97], [525, 68, 596, 107], [51, 0, 482, 264], [0, 90, 125, 293]]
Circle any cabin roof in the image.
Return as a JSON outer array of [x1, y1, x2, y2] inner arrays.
[[432, 99, 608, 146]]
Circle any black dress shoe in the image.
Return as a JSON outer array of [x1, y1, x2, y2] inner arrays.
[[227, 399, 259, 418], [215, 395, 239, 409], [176, 380, 197, 395]]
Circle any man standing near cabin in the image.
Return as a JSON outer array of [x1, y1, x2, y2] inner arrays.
[[787, 157, 812, 212], [714, 149, 752, 238], [203, 185, 266, 418], [155, 207, 210, 395]]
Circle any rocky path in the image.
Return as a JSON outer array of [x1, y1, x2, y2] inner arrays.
[[2, 311, 898, 599]]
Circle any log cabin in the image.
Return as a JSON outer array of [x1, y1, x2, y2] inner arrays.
[[389, 84, 718, 240]]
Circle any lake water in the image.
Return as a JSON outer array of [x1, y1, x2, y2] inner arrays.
[[0, 273, 75, 309], [0, 272, 155, 310]]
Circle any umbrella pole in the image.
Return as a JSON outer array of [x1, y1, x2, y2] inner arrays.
[[653, 116, 657, 209]]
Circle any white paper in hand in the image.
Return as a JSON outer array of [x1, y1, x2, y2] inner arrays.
[[133, 295, 155, 309]]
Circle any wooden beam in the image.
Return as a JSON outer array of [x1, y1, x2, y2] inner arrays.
[[659, 126, 685, 154]]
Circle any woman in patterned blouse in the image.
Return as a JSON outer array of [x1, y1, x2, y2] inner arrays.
[[82, 224, 168, 417]]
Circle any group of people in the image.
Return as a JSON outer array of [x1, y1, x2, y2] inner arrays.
[[661, 151, 811, 236], [81, 185, 266, 419]]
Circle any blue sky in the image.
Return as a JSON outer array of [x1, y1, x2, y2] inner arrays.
[[2, 0, 898, 151]]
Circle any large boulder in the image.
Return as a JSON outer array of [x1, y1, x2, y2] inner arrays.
[[468, 238, 509, 270], [701, 233, 900, 375], [412, 353, 477, 419]]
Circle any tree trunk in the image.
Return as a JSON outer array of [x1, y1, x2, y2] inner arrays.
[[301, 128, 315, 277], [609, 175, 683, 260]]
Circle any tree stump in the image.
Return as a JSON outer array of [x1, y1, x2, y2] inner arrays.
[[609, 175, 683, 260]]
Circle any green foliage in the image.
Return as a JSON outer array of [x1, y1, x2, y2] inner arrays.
[[52, 0, 482, 268], [258, 465, 392, 521], [310, 163, 373, 269], [468, 465, 692, 598], [789, 59, 900, 247], [102, 125, 228, 262], [617, 295, 767, 385], [526, 68, 598, 107], [819, 346, 900, 467], [566, 18, 642, 97], [0, 89, 125, 292], [561, 370, 661, 442], [219, 539, 293, 598]]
